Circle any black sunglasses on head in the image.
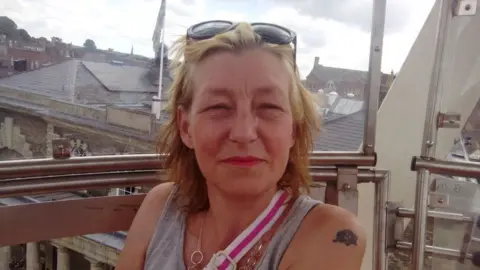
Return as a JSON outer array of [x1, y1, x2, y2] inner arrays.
[[186, 20, 297, 70]]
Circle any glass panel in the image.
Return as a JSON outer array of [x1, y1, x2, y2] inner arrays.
[[425, 9, 480, 268], [1, 1, 433, 157]]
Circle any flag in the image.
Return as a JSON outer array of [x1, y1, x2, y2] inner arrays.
[[152, 0, 166, 56], [152, 0, 167, 119]]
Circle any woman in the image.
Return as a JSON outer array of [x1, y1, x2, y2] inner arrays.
[[117, 21, 366, 270]]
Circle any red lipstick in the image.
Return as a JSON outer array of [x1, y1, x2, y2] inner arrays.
[[221, 156, 263, 167]]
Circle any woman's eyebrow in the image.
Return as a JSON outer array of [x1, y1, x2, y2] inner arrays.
[[203, 87, 232, 97]]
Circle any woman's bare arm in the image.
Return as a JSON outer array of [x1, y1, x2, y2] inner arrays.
[[115, 182, 174, 270], [281, 204, 366, 270]]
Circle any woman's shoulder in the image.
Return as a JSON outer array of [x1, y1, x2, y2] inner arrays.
[[144, 182, 177, 206], [115, 182, 177, 270], [138, 182, 177, 216], [281, 203, 366, 269]]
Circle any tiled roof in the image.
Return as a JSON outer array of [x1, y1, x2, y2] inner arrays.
[[82, 61, 157, 93], [315, 110, 365, 151], [0, 60, 77, 101], [0, 59, 173, 107]]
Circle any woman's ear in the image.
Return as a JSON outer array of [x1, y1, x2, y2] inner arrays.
[[177, 106, 194, 149]]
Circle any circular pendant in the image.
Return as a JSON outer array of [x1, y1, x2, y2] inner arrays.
[[191, 250, 204, 265]]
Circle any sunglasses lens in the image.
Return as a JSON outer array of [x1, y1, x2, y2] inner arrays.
[[252, 24, 293, 44], [190, 21, 233, 38]]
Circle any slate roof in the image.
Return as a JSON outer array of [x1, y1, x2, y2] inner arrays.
[[0, 60, 366, 151], [0, 59, 172, 107], [315, 110, 365, 151], [82, 61, 157, 93]]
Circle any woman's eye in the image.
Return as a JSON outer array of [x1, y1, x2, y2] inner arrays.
[[207, 104, 230, 110], [259, 103, 282, 110]]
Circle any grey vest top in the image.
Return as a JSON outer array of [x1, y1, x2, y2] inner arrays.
[[144, 186, 321, 270]]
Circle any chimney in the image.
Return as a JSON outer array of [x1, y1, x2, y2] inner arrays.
[[314, 56, 320, 66]]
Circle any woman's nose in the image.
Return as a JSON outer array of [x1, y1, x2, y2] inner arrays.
[[228, 109, 258, 144]]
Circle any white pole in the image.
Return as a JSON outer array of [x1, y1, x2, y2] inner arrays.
[[153, 0, 166, 120], [157, 29, 165, 120]]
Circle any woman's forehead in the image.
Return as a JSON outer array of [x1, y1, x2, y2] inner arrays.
[[192, 49, 290, 98]]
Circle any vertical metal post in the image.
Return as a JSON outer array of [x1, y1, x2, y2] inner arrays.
[[412, 0, 452, 269], [363, 0, 387, 155], [373, 173, 389, 270]]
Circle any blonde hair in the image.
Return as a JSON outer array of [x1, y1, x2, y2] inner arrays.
[[157, 22, 321, 213]]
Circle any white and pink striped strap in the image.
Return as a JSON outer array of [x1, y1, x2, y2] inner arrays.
[[204, 190, 290, 270]]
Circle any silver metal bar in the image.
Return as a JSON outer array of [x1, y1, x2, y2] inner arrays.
[[411, 156, 480, 178], [373, 172, 389, 270], [0, 168, 387, 198], [0, 152, 376, 180], [397, 207, 474, 223], [459, 213, 476, 263], [309, 152, 376, 167], [0, 154, 162, 180], [363, 0, 387, 155], [421, 0, 450, 157], [396, 241, 473, 261], [412, 0, 452, 268], [0, 172, 163, 198], [412, 170, 432, 270]]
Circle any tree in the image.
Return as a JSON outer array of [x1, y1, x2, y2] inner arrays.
[[83, 38, 97, 51], [51, 36, 62, 43], [17, 29, 31, 41], [0, 16, 18, 37]]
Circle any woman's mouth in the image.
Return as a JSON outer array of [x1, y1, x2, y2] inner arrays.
[[221, 156, 264, 167]]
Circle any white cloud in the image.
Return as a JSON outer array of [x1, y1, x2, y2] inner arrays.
[[1, 0, 435, 77]]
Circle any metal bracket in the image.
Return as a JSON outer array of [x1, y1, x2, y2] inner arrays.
[[386, 202, 405, 251], [437, 112, 461, 128], [337, 167, 359, 215], [453, 0, 478, 16], [428, 192, 450, 208]]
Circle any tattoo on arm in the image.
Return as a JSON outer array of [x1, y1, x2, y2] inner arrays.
[[332, 229, 358, 246]]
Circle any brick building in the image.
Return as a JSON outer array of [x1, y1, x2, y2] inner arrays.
[[303, 56, 395, 102], [0, 34, 71, 78]]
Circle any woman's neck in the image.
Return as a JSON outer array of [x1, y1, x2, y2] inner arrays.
[[205, 186, 278, 248]]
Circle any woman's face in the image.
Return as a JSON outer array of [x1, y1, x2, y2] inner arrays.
[[179, 49, 295, 196]]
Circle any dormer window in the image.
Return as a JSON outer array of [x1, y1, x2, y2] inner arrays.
[[326, 80, 336, 90]]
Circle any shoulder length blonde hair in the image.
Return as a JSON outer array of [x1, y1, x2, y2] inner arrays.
[[157, 22, 321, 214]]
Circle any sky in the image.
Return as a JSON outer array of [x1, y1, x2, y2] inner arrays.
[[2, 0, 435, 78]]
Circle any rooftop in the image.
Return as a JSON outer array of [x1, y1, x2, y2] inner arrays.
[[0, 59, 172, 108]]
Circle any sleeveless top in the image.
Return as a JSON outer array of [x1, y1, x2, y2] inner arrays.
[[144, 186, 321, 270]]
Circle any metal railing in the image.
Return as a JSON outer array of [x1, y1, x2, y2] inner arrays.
[[1, 152, 480, 269], [0, 152, 389, 269]]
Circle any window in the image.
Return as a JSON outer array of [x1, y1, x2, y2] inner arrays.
[[326, 80, 336, 91]]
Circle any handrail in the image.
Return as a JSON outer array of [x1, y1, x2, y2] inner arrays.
[[0, 152, 376, 180], [411, 156, 480, 178], [0, 167, 387, 247], [0, 168, 386, 198]]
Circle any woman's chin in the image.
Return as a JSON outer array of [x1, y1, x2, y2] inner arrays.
[[215, 179, 275, 197]]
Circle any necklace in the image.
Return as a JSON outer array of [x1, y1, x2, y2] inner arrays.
[[188, 213, 206, 270]]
